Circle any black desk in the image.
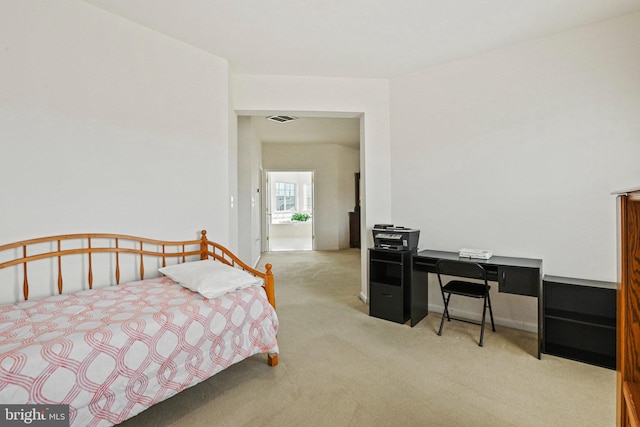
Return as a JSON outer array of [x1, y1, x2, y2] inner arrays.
[[411, 250, 543, 357]]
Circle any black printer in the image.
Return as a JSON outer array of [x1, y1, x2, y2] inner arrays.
[[372, 224, 420, 252]]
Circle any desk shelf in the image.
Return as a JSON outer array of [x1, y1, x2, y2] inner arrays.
[[369, 249, 412, 324], [543, 275, 616, 369], [544, 308, 616, 329], [544, 343, 615, 370]]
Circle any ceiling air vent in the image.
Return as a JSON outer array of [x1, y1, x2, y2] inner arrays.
[[266, 115, 298, 123]]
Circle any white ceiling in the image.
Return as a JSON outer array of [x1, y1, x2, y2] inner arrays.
[[81, 0, 640, 146], [83, 0, 640, 79], [253, 116, 361, 149]]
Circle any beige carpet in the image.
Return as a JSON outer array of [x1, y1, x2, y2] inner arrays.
[[120, 249, 615, 427]]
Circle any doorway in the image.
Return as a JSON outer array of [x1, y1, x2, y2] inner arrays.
[[265, 170, 314, 251]]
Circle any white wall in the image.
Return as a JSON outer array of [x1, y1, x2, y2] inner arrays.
[[0, 1, 231, 300], [7, 1, 631, 329], [237, 116, 263, 265], [390, 12, 640, 330], [0, 0, 231, 241], [262, 143, 359, 250], [270, 222, 313, 239], [233, 75, 391, 300]]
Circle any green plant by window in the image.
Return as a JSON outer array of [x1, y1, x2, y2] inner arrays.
[[291, 213, 310, 222]]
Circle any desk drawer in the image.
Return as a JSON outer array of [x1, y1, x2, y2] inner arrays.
[[412, 258, 437, 274], [498, 266, 539, 297], [369, 282, 408, 324]]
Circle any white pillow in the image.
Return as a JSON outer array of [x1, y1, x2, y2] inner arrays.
[[158, 259, 262, 299]]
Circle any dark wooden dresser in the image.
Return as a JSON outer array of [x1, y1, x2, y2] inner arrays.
[[615, 186, 640, 426]]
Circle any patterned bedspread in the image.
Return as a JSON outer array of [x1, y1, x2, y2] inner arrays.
[[0, 276, 279, 426]]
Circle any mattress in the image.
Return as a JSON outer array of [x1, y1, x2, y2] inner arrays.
[[0, 276, 279, 426]]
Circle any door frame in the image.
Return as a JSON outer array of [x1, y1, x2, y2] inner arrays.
[[262, 169, 315, 252]]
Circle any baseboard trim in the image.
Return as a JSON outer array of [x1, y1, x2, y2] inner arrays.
[[359, 297, 536, 332], [428, 303, 537, 333], [359, 291, 367, 304]]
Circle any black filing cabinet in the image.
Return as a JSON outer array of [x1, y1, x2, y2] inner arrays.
[[543, 275, 616, 369], [369, 249, 412, 324]]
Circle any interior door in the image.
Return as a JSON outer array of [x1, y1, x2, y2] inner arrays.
[[264, 170, 314, 251]]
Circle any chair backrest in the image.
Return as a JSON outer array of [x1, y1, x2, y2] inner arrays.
[[436, 259, 487, 281]]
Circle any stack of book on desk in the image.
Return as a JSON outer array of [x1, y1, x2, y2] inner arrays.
[[459, 248, 493, 260]]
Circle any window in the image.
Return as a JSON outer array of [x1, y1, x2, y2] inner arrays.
[[268, 171, 313, 225], [275, 182, 296, 212]]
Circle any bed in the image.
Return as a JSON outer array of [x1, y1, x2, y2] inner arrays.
[[0, 230, 279, 426]]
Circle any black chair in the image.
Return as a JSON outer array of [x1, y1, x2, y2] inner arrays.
[[435, 259, 495, 346]]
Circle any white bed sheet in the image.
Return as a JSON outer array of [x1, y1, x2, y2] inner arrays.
[[0, 276, 279, 426]]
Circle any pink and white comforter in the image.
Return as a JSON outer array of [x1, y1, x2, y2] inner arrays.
[[0, 276, 279, 426]]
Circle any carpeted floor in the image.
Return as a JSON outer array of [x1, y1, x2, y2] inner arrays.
[[120, 249, 615, 427]]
